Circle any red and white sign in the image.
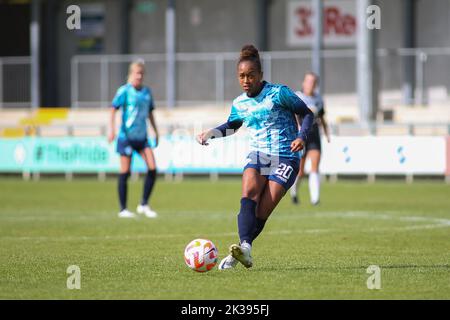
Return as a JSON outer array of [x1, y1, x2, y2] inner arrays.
[[287, 0, 357, 47]]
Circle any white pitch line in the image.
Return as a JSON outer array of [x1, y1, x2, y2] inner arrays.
[[0, 228, 333, 242], [0, 211, 449, 242], [306, 211, 450, 233]]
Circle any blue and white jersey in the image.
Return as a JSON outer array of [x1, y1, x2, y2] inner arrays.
[[112, 83, 154, 141], [228, 81, 311, 159]]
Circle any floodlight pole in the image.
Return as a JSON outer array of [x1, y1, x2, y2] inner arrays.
[[166, 0, 176, 109], [257, 0, 269, 51], [357, 0, 378, 126], [312, 0, 323, 94], [121, 0, 131, 55], [31, 0, 41, 110], [402, 0, 415, 105]]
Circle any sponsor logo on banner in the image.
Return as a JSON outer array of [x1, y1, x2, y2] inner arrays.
[[287, 0, 356, 47]]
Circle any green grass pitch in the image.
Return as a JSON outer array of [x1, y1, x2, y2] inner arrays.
[[0, 177, 449, 299]]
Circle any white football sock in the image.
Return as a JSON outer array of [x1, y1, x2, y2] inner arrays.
[[241, 242, 252, 251], [309, 172, 320, 204], [290, 176, 300, 197]]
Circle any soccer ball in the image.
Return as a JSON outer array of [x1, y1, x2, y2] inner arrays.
[[184, 239, 218, 272]]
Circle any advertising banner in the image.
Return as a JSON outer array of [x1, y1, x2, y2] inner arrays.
[[318, 136, 446, 174], [0, 136, 447, 175]]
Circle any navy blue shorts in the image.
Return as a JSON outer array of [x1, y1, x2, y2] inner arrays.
[[116, 137, 149, 157], [302, 128, 321, 158], [243, 151, 300, 191]]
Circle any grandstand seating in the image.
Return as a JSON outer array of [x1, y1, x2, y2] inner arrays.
[[0, 102, 449, 138]]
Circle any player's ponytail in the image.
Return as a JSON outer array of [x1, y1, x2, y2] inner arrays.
[[238, 44, 262, 73]]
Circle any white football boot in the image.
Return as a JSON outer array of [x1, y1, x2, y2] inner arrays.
[[118, 209, 136, 218], [230, 242, 253, 268], [137, 204, 158, 218], [218, 255, 238, 270]]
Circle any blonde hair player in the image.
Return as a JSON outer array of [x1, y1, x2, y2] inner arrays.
[[108, 60, 159, 218], [290, 72, 330, 206]]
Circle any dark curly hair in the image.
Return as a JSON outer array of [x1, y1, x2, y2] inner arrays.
[[238, 44, 262, 73]]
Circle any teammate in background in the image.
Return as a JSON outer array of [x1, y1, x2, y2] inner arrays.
[[290, 72, 330, 206], [108, 60, 159, 218], [196, 45, 313, 270]]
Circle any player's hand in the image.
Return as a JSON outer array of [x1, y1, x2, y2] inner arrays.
[[196, 131, 210, 146], [290, 138, 304, 152], [108, 131, 115, 143]]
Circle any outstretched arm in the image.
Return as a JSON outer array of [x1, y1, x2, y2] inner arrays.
[[196, 119, 243, 146]]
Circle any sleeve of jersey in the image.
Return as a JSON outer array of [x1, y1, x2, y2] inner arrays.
[[211, 105, 243, 138], [279, 86, 314, 142], [112, 87, 126, 109]]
